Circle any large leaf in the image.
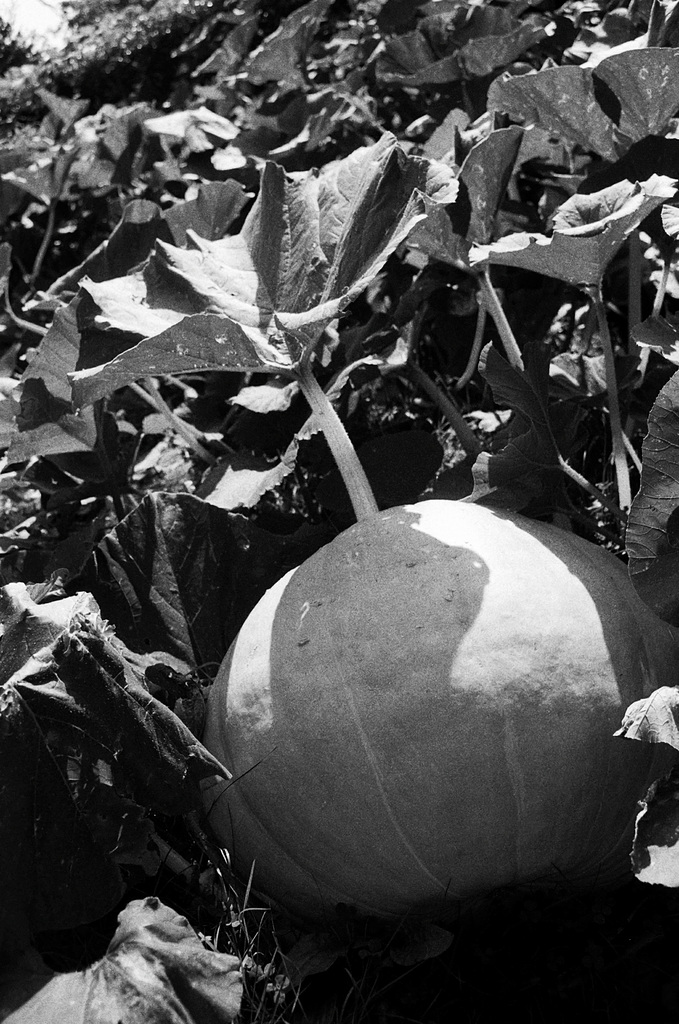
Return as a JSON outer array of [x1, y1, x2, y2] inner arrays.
[[615, 688, 679, 887], [470, 176, 676, 286], [70, 135, 457, 407], [470, 342, 576, 511], [409, 125, 524, 263], [0, 588, 122, 952], [7, 301, 97, 462], [2, 898, 242, 1024], [80, 492, 332, 666], [489, 48, 679, 161], [245, 0, 333, 89], [626, 367, 679, 622], [377, 8, 550, 86], [0, 586, 227, 952]]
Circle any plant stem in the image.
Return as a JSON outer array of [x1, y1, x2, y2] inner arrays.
[[557, 455, 626, 524], [405, 361, 481, 458], [132, 378, 218, 465], [627, 229, 642, 352], [455, 297, 486, 391], [588, 286, 632, 512], [652, 255, 673, 317], [29, 199, 58, 286], [297, 359, 378, 521], [3, 282, 47, 336], [478, 267, 524, 371]]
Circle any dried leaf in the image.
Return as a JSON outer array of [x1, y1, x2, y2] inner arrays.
[[3, 898, 242, 1024]]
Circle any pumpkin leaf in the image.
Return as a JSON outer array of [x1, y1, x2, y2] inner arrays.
[[389, 922, 454, 967], [7, 301, 97, 461], [245, 0, 333, 89], [2, 897, 242, 1024], [229, 378, 300, 414], [489, 48, 679, 161], [0, 588, 125, 952], [471, 342, 573, 511], [626, 368, 679, 622], [617, 686, 679, 747], [70, 136, 457, 407], [629, 768, 679, 887], [470, 176, 676, 285], [162, 181, 249, 248], [632, 313, 679, 364], [0, 592, 228, 953], [79, 492, 332, 666], [197, 443, 300, 511], [377, 8, 550, 86]]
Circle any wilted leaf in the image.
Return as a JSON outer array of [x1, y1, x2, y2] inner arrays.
[[627, 368, 679, 621], [489, 48, 679, 161], [0, 591, 122, 952], [3, 897, 242, 1024], [80, 492, 332, 666], [0, 581, 228, 952], [0, 583, 97, 685], [470, 177, 676, 286]]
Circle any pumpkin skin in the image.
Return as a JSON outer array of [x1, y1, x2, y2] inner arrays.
[[202, 500, 678, 924]]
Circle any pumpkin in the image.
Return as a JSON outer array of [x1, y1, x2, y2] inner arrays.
[[202, 500, 678, 924]]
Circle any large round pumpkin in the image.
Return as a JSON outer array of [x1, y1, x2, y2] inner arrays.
[[202, 500, 678, 923]]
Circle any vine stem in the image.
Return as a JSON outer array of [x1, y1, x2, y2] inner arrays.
[[588, 286, 632, 512], [405, 361, 481, 458], [478, 267, 524, 371], [297, 359, 378, 521], [652, 255, 673, 317], [557, 455, 626, 524], [455, 297, 487, 391], [131, 378, 218, 465], [29, 199, 58, 286], [627, 229, 642, 352]]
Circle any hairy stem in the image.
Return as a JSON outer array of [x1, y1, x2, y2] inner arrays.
[[478, 267, 524, 370], [29, 199, 58, 286], [557, 455, 626, 524], [406, 362, 481, 458], [132, 378, 218, 465], [455, 297, 487, 391], [652, 255, 673, 317], [297, 360, 378, 521], [589, 287, 632, 512], [627, 229, 642, 351]]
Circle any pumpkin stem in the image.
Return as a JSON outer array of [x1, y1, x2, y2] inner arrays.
[[297, 359, 379, 521]]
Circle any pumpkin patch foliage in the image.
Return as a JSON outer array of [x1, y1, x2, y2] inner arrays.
[[5, 1, 679, 1021]]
